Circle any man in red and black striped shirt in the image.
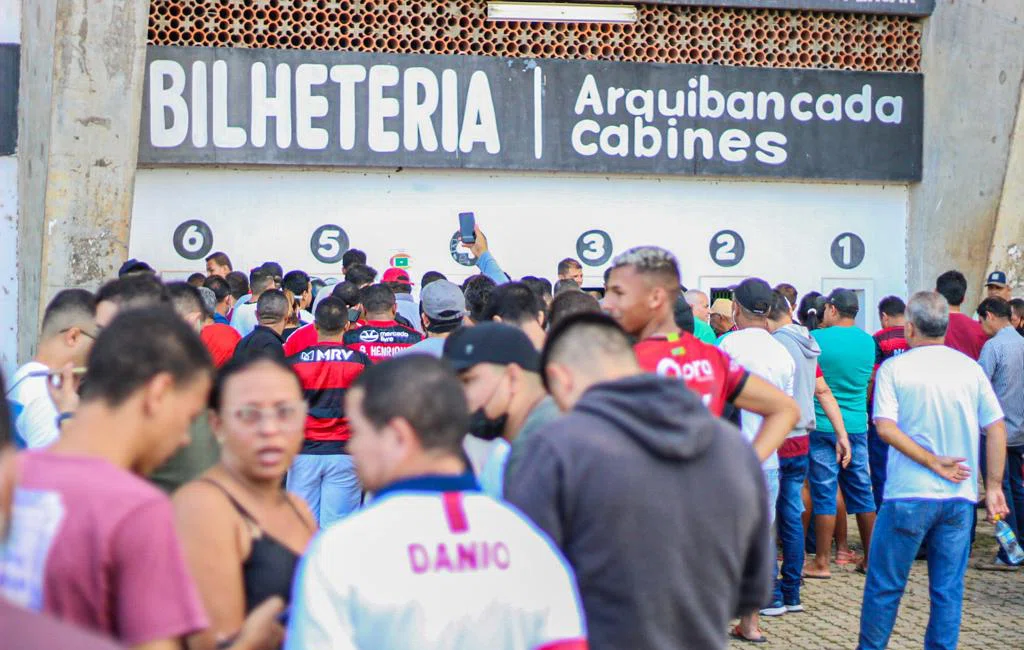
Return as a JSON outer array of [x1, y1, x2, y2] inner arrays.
[[286, 297, 372, 527], [868, 295, 911, 510]]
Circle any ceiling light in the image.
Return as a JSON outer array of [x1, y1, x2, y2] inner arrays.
[[486, 2, 639, 24]]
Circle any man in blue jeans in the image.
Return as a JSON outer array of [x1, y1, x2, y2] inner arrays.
[[976, 296, 1024, 569], [860, 291, 1008, 650]]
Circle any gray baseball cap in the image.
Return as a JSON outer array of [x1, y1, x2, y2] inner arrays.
[[421, 280, 468, 321]]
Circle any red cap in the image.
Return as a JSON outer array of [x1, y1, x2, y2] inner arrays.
[[382, 267, 413, 285]]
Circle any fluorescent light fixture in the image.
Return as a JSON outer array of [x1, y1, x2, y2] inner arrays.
[[487, 2, 639, 24]]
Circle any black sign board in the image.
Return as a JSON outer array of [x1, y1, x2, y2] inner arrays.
[[140, 46, 923, 182], [0, 44, 18, 156], [596, 0, 933, 17]]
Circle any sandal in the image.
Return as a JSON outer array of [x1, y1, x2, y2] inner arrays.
[[836, 550, 862, 566], [729, 625, 767, 644]]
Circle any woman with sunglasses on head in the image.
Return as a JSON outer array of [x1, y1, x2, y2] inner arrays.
[[173, 353, 316, 648]]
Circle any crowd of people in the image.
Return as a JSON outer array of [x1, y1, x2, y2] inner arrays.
[[1, 229, 1021, 650]]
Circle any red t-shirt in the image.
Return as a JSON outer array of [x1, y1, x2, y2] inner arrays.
[[288, 342, 372, 453], [944, 312, 988, 361], [343, 320, 423, 363], [634, 331, 749, 417], [200, 323, 241, 368], [5, 452, 208, 645], [283, 321, 370, 357]]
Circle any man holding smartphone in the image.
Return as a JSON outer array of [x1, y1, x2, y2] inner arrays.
[[7, 289, 98, 449]]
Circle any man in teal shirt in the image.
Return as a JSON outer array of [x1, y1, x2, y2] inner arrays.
[[805, 289, 877, 578], [685, 290, 718, 344]]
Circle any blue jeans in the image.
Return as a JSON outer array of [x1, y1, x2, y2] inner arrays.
[[764, 467, 780, 527], [858, 499, 973, 650], [286, 454, 362, 528], [867, 423, 889, 511], [809, 431, 875, 515], [773, 454, 809, 606], [997, 445, 1024, 564]]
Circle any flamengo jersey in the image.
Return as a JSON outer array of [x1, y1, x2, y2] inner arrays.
[[634, 331, 749, 417], [286, 475, 588, 650], [344, 320, 423, 363], [288, 342, 372, 454]]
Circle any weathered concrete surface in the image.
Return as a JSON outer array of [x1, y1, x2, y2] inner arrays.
[[908, 0, 1024, 308], [986, 71, 1024, 292], [16, 0, 150, 363]]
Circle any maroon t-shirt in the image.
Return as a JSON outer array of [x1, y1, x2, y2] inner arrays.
[[0, 452, 208, 645], [1, 600, 124, 650], [944, 312, 988, 361]]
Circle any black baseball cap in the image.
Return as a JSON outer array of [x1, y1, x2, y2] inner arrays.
[[733, 278, 773, 316], [826, 288, 860, 316], [986, 271, 1008, 288], [443, 322, 540, 373]]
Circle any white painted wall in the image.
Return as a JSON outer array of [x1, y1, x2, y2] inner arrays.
[[0, 0, 19, 379], [131, 168, 908, 333]]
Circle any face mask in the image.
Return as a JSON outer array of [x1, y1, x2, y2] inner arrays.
[[468, 408, 508, 441]]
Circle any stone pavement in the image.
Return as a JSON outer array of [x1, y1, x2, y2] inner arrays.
[[729, 516, 1024, 649]]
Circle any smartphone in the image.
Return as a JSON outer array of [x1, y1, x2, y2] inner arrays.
[[458, 212, 476, 245], [347, 307, 362, 323]]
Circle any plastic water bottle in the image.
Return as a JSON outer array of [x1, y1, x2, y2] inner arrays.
[[994, 516, 1024, 565]]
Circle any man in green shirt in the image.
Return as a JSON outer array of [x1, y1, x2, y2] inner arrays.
[[805, 289, 877, 578], [685, 290, 718, 344]]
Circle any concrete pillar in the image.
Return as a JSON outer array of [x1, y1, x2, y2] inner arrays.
[[16, 0, 151, 363], [907, 0, 1024, 310], [986, 81, 1024, 293]]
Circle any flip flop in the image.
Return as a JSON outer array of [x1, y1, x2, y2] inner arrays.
[[855, 564, 868, 576], [729, 625, 767, 644], [802, 570, 832, 580]]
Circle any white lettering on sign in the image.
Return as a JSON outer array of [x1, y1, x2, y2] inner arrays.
[[407, 541, 511, 574], [149, 60, 501, 155]]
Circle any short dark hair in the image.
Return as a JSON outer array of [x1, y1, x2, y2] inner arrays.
[[386, 281, 412, 295], [260, 261, 284, 279], [331, 281, 362, 307], [166, 282, 205, 319], [40, 289, 97, 340], [553, 279, 581, 295], [96, 274, 169, 309], [936, 270, 968, 307], [249, 268, 276, 295], [774, 283, 798, 308], [79, 307, 213, 407], [282, 270, 311, 297], [482, 282, 542, 326], [342, 249, 367, 270], [187, 273, 206, 287], [878, 295, 906, 319], [548, 290, 601, 330], [225, 271, 249, 300], [462, 275, 496, 324], [204, 275, 232, 304], [978, 296, 1012, 321], [557, 258, 582, 276], [345, 263, 377, 287], [421, 271, 447, 287], [352, 355, 468, 455], [315, 297, 348, 334], [540, 312, 635, 392], [209, 353, 301, 411], [673, 295, 695, 334], [206, 252, 232, 270], [360, 283, 396, 315], [256, 290, 289, 323], [1010, 298, 1024, 321], [521, 276, 553, 300], [610, 247, 681, 293]]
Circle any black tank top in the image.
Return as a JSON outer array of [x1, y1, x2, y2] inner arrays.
[[201, 479, 312, 612]]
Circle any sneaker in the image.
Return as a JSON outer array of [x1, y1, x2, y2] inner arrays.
[[973, 557, 1020, 571], [785, 603, 805, 613], [760, 603, 787, 617]]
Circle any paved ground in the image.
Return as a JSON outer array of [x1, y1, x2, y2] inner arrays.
[[729, 515, 1024, 649]]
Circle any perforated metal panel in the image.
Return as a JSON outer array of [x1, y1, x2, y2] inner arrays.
[[148, 0, 921, 73]]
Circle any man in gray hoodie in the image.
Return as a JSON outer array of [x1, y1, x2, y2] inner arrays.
[[506, 313, 774, 650], [767, 292, 851, 604]]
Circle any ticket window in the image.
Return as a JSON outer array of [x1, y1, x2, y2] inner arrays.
[[821, 278, 876, 333]]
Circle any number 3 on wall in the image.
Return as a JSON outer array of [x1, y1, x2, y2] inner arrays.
[[709, 230, 745, 268], [310, 225, 350, 264]]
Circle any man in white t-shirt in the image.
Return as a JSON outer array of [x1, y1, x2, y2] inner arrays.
[[718, 278, 796, 643], [858, 291, 1009, 650], [286, 355, 587, 650], [7, 290, 98, 449]]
